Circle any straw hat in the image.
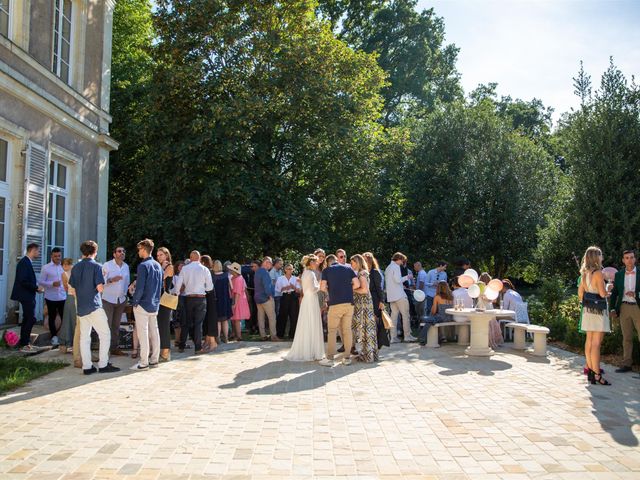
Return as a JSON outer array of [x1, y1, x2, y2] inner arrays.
[[228, 262, 242, 275]]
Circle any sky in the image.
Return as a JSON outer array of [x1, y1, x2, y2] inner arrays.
[[421, 0, 640, 123]]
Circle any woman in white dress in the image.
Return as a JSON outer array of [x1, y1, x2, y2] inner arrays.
[[286, 254, 326, 362]]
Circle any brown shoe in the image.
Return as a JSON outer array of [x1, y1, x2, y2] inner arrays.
[[271, 336, 283, 342], [111, 349, 127, 356]]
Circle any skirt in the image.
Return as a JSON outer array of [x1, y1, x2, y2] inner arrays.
[[58, 294, 77, 346], [579, 308, 611, 333]]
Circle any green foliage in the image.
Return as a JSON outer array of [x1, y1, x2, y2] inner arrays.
[[0, 358, 67, 394], [537, 59, 640, 276]]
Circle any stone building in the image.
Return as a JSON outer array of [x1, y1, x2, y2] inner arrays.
[[0, 0, 118, 324]]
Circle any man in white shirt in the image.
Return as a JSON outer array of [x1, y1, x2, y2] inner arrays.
[[413, 262, 428, 318], [452, 277, 473, 308], [270, 257, 284, 315], [179, 250, 214, 354], [39, 247, 66, 346], [102, 246, 130, 356], [275, 263, 300, 339], [384, 252, 417, 343]]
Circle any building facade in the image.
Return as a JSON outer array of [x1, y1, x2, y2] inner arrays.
[[0, 0, 118, 324]]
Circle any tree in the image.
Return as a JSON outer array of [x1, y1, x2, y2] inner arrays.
[[108, 0, 154, 247], [537, 60, 640, 276], [113, 0, 388, 260], [402, 94, 558, 276]]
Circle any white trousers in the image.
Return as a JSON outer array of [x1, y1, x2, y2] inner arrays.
[[134, 306, 160, 367], [79, 308, 111, 370], [390, 297, 412, 340]]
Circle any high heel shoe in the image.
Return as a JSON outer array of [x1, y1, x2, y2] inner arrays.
[[591, 372, 611, 385], [587, 369, 595, 383]]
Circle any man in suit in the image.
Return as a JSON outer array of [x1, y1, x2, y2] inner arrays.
[[609, 249, 640, 373], [11, 243, 42, 352]]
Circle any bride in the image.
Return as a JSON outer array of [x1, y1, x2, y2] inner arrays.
[[285, 254, 326, 361]]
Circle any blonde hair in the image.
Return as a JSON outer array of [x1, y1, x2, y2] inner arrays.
[[350, 254, 368, 272], [301, 254, 318, 269], [362, 252, 379, 271], [212, 259, 223, 273], [580, 246, 603, 276], [62, 258, 73, 266]]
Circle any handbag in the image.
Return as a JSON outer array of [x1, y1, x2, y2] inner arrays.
[[160, 292, 179, 310], [582, 292, 607, 315], [380, 307, 393, 330]]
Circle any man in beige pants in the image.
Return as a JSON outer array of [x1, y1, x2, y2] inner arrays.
[[319, 258, 359, 366], [610, 249, 640, 373]]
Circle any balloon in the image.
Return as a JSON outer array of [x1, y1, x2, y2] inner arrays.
[[468, 283, 481, 298], [602, 267, 618, 281], [485, 287, 499, 301], [413, 289, 426, 302], [488, 279, 503, 291], [458, 275, 474, 288], [464, 269, 479, 282]]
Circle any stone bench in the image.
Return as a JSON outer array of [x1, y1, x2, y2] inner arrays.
[[424, 320, 471, 348], [505, 323, 550, 356]]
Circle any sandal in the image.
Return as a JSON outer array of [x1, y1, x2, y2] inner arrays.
[[130, 349, 139, 359], [591, 372, 611, 386]]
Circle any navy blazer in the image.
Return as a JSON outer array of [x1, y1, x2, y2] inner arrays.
[[11, 256, 38, 303]]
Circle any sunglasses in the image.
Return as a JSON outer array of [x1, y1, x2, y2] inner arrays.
[[338, 255, 345, 259]]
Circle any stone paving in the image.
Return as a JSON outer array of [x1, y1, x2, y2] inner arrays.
[[0, 340, 639, 480]]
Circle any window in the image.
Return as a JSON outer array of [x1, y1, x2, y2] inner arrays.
[[52, 0, 72, 84], [0, 0, 9, 39], [46, 159, 68, 259]]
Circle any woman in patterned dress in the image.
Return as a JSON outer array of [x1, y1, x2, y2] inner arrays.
[[350, 254, 378, 362]]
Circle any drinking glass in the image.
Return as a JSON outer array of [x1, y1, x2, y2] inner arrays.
[[499, 299, 504, 311]]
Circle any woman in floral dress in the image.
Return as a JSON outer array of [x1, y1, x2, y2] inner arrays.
[[350, 254, 378, 362]]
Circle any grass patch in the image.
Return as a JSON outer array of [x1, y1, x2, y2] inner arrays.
[[0, 357, 67, 395]]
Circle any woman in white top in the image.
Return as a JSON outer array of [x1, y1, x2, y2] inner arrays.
[[578, 246, 611, 386], [501, 279, 523, 310], [286, 254, 325, 361]]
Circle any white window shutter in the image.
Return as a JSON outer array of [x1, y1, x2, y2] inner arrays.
[[23, 142, 48, 274]]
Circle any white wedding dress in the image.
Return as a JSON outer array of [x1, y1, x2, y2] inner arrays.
[[285, 269, 326, 361]]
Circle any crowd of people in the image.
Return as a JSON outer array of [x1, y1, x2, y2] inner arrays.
[[10, 240, 639, 382]]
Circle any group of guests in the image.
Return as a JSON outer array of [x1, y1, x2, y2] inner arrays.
[[11, 241, 639, 380]]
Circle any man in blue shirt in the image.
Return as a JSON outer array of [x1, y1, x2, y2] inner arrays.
[[254, 256, 281, 341], [425, 261, 448, 316], [130, 238, 164, 371], [69, 240, 120, 375], [320, 262, 359, 366]]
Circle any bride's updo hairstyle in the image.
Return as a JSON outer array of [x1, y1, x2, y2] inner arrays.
[[301, 254, 318, 269]]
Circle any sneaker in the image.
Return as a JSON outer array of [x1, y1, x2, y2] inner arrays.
[[129, 364, 149, 371], [390, 337, 401, 344], [51, 336, 59, 346], [99, 363, 121, 373], [319, 358, 334, 367], [405, 334, 418, 342], [148, 363, 159, 369], [342, 357, 352, 366], [83, 366, 97, 375]]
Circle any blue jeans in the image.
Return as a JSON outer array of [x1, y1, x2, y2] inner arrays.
[[418, 316, 440, 345]]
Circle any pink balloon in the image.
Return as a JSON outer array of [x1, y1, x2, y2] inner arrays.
[[602, 267, 618, 281], [488, 279, 503, 291], [458, 275, 474, 288]]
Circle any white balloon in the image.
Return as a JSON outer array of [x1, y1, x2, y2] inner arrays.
[[464, 269, 479, 282], [485, 287, 499, 301], [468, 283, 481, 298]]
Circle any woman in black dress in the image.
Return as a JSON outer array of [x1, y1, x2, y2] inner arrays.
[[212, 259, 232, 343], [363, 252, 389, 349], [200, 255, 218, 351]]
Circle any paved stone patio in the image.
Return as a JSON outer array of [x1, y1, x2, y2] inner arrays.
[[0, 341, 639, 479]]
